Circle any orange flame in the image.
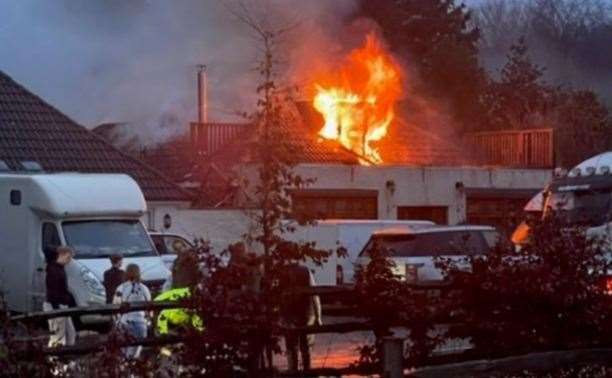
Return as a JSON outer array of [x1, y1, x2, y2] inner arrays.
[[312, 34, 402, 163]]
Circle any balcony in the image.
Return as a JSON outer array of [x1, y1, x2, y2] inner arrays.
[[466, 128, 554, 168]]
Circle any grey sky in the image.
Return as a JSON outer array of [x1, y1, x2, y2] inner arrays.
[[0, 0, 360, 143]]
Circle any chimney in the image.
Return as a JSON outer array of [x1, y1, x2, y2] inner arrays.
[[197, 64, 207, 124], [192, 64, 208, 157]]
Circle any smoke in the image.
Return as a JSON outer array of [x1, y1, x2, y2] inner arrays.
[[471, 0, 612, 107], [0, 0, 358, 146]]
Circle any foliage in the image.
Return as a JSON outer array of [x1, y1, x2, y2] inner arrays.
[[481, 37, 612, 166], [352, 240, 440, 368], [0, 305, 61, 378], [161, 5, 330, 376], [501, 364, 611, 378], [436, 214, 612, 355], [481, 37, 554, 131], [552, 89, 612, 167], [360, 0, 612, 162]]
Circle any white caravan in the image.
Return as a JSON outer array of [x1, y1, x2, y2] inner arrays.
[[287, 219, 435, 285], [0, 173, 170, 323]]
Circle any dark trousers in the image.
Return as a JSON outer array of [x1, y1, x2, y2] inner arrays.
[[285, 332, 310, 371]]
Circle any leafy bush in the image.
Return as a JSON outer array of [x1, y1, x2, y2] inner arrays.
[[353, 241, 440, 368], [436, 215, 611, 355]]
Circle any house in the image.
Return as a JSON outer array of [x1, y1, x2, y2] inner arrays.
[[95, 100, 552, 251], [0, 70, 191, 226]]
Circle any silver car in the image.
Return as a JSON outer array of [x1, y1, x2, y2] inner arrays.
[[355, 225, 498, 283]]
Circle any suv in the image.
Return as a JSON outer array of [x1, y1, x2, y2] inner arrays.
[[356, 225, 498, 284], [149, 232, 194, 269]]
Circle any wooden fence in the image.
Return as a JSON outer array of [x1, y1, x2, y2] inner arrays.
[[9, 285, 610, 377], [466, 128, 554, 168]]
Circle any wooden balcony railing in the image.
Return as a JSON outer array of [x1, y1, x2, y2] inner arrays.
[[466, 128, 554, 168]]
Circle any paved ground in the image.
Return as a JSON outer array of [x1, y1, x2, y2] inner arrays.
[[65, 315, 470, 373], [275, 316, 473, 371]]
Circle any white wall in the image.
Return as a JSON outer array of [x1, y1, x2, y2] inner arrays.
[[147, 205, 252, 253], [294, 165, 552, 224], [146, 165, 551, 252]]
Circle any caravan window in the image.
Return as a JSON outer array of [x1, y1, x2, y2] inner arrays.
[[63, 220, 157, 259], [42, 223, 61, 253]]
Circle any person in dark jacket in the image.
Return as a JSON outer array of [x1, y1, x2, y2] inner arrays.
[[103, 254, 125, 303], [280, 263, 322, 371], [171, 247, 199, 289], [44, 246, 76, 347]]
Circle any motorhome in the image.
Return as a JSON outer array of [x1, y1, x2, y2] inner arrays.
[[0, 173, 170, 323], [287, 219, 436, 285], [513, 152, 612, 241], [512, 152, 612, 292]]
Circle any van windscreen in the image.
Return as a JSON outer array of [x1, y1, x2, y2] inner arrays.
[[360, 231, 489, 257], [63, 220, 156, 259]]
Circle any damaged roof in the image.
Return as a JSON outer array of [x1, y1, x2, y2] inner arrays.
[[294, 100, 477, 167], [0, 70, 190, 202]]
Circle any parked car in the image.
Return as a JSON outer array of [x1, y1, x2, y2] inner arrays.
[[355, 225, 498, 284], [285, 220, 436, 285], [149, 232, 194, 269]]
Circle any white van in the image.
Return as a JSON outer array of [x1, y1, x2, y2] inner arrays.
[[0, 173, 170, 324], [287, 220, 435, 285]]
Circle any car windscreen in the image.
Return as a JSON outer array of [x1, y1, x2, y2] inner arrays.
[[546, 189, 612, 227], [360, 231, 490, 257], [63, 220, 157, 259]]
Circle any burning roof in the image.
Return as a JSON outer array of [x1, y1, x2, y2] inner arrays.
[[303, 33, 473, 167], [312, 34, 402, 163]]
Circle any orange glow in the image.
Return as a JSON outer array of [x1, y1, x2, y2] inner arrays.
[[312, 34, 402, 163]]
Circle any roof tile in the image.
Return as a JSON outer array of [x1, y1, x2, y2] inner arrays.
[[0, 70, 189, 202]]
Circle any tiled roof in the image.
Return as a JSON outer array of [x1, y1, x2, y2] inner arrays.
[[205, 123, 362, 167], [0, 70, 190, 202], [295, 100, 477, 166], [376, 118, 476, 166], [135, 120, 361, 182]]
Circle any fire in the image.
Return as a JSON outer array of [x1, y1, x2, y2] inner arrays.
[[312, 34, 402, 163]]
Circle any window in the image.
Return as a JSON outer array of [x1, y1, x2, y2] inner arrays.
[[42, 222, 60, 253], [545, 189, 612, 227], [151, 235, 194, 255], [10, 190, 21, 205], [151, 234, 167, 254], [164, 236, 192, 254], [292, 190, 378, 220], [397, 206, 448, 224], [361, 231, 490, 258], [63, 220, 156, 259]]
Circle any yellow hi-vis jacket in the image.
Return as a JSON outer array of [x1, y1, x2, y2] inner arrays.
[[154, 287, 204, 335]]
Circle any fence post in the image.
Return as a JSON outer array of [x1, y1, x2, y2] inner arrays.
[[382, 337, 403, 378]]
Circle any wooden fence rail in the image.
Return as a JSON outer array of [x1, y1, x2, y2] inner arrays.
[[10, 301, 181, 323], [11, 283, 450, 323], [466, 128, 554, 168]]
